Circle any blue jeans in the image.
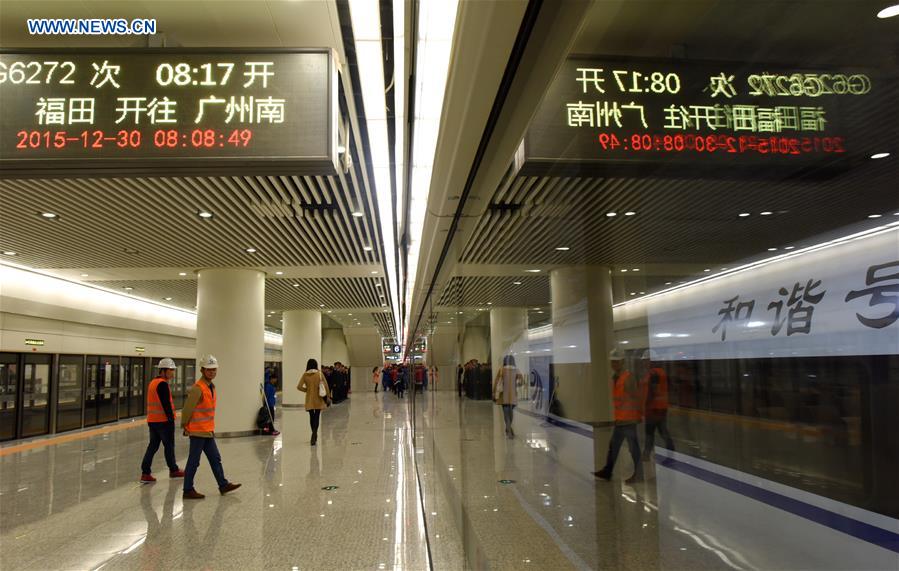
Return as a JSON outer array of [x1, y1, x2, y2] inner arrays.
[[601, 424, 643, 478], [141, 421, 179, 474], [183, 436, 229, 492]]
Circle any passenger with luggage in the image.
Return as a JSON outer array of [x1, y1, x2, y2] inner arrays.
[[181, 355, 241, 499], [297, 358, 332, 446], [140, 357, 185, 482]]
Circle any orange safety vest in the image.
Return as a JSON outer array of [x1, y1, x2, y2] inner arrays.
[[146, 377, 175, 423], [612, 371, 643, 423], [185, 380, 216, 433], [645, 367, 669, 412]]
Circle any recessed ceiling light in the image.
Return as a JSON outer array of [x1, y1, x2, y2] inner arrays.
[[632, 268, 640, 272], [124, 286, 133, 291], [327, 310, 333, 313], [40, 212, 59, 219], [382, 304, 387, 307], [759, 211, 773, 216], [275, 271, 283, 275], [363, 246, 373, 251], [319, 304, 325, 307], [621, 269, 628, 272], [630, 292, 636, 295], [457, 312, 463, 314], [245, 247, 257, 253], [606, 212, 617, 217], [525, 269, 541, 273], [375, 282, 382, 287], [768, 247, 778, 251], [512, 281, 522, 285], [639, 291, 645, 294], [80, 273, 89, 277], [876, 5, 899, 18], [555, 247, 570, 251], [738, 213, 750, 217], [197, 210, 214, 219], [624, 211, 636, 216], [164, 297, 172, 301], [292, 283, 300, 287], [486, 302, 493, 305], [870, 152, 891, 159], [784, 246, 795, 250], [3, 251, 17, 256], [371, 270, 378, 274], [352, 211, 364, 218], [665, 282, 672, 285], [868, 214, 882, 219], [179, 272, 187, 276], [348, 313, 353, 316], [703, 268, 711, 272]]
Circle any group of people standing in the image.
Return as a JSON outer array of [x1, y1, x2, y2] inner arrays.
[[140, 357, 336, 499], [376, 364, 407, 397]]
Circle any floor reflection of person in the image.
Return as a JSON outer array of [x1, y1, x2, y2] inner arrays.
[[594, 349, 644, 484], [493, 355, 525, 439], [641, 350, 674, 460]]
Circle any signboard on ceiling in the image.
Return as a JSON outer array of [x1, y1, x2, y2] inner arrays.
[[520, 57, 888, 176], [644, 227, 899, 360], [0, 49, 339, 176]]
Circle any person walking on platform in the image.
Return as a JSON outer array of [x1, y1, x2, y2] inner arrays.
[[298, 359, 331, 446], [594, 349, 644, 484], [493, 355, 524, 439], [372, 366, 380, 393], [140, 358, 184, 482], [641, 350, 674, 460], [181, 355, 241, 499]]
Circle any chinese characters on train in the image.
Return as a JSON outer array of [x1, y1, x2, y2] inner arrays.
[[0, 59, 287, 125], [712, 261, 899, 341], [565, 67, 870, 132]]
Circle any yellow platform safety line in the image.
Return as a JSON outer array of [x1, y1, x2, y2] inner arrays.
[[0, 413, 181, 457]]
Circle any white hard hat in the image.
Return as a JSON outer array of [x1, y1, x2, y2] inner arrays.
[[156, 357, 176, 369], [200, 355, 219, 369], [609, 348, 625, 361]]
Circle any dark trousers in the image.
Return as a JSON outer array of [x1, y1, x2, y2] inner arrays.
[[183, 436, 228, 492], [141, 421, 179, 474], [308, 409, 321, 433], [502, 404, 514, 430], [644, 413, 675, 457], [602, 424, 643, 478]]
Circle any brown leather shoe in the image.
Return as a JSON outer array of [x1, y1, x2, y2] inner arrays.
[[219, 482, 241, 495], [183, 489, 205, 500]]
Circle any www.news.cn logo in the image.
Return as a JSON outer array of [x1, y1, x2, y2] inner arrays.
[[27, 19, 157, 35]]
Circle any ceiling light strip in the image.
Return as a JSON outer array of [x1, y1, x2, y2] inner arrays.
[[404, 0, 460, 340], [349, 0, 401, 340]]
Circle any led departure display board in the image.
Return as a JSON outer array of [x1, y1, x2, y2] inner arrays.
[[0, 50, 338, 175], [521, 57, 885, 175]]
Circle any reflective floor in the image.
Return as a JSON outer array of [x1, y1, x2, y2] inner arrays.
[[3, 389, 887, 570]]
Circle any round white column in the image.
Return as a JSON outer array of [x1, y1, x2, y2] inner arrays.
[[195, 268, 265, 437], [462, 325, 489, 363], [281, 309, 321, 407]]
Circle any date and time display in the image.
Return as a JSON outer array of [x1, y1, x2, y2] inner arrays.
[[524, 57, 877, 166], [0, 51, 334, 171]]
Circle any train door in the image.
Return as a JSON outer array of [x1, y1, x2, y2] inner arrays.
[[97, 356, 119, 424], [20, 354, 51, 438], [128, 357, 147, 418], [56, 355, 85, 432], [0, 353, 19, 441], [84, 356, 101, 427]]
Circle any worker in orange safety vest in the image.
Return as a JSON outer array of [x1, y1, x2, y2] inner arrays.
[[140, 358, 184, 482], [181, 355, 241, 500], [641, 349, 675, 461], [594, 349, 644, 484]]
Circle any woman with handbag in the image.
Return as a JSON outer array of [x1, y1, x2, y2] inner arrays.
[[297, 358, 332, 446], [493, 354, 524, 439]]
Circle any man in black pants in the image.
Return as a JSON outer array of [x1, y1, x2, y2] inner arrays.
[[140, 358, 184, 482]]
